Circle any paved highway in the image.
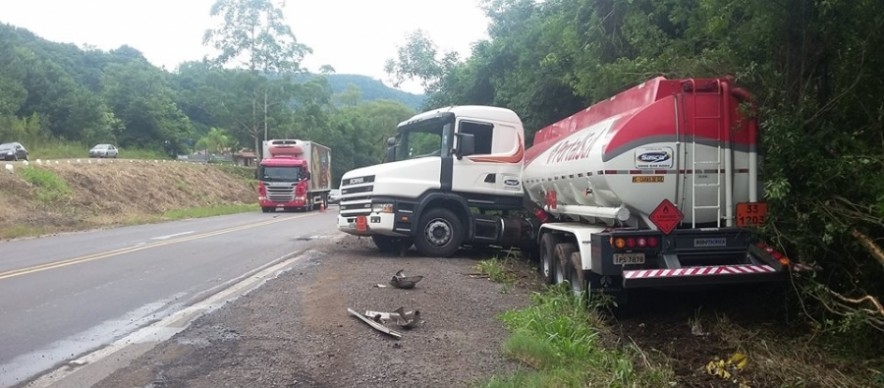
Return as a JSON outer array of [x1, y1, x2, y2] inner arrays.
[[0, 210, 339, 387]]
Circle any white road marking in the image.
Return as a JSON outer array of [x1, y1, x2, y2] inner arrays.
[[150, 231, 195, 240]]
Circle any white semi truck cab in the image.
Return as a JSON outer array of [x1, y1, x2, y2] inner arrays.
[[337, 106, 534, 257]]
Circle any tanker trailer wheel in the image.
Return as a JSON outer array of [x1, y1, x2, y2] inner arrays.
[[414, 208, 464, 257], [539, 233, 561, 285], [372, 235, 414, 254], [568, 252, 587, 299], [554, 242, 577, 286]]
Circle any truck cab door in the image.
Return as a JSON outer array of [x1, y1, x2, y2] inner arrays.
[[451, 119, 524, 198]]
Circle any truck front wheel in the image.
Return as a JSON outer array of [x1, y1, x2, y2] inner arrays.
[[415, 208, 464, 257]]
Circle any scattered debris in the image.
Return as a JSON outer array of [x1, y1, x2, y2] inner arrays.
[[705, 352, 749, 385], [375, 284, 387, 288], [689, 317, 709, 336], [393, 307, 420, 329], [365, 308, 422, 330], [465, 272, 491, 279], [347, 308, 402, 339], [390, 269, 423, 289]]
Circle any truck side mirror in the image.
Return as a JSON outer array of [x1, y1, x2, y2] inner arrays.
[[303, 171, 311, 180], [455, 133, 475, 160], [383, 137, 396, 163]]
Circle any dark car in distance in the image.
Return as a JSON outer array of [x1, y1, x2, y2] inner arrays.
[[0, 142, 28, 161]]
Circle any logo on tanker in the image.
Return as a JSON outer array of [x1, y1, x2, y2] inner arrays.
[[637, 152, 670, 163], [634, 147, 674, 169]]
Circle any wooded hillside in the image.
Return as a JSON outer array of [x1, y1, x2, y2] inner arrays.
[[0, 22, 420, 185], [386, 0, 884, 336]]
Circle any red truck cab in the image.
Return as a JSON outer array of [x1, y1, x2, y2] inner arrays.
[[257, 144, 312, 212]]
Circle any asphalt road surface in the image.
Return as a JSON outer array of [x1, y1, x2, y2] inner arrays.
[[0, 209, 339, 387]]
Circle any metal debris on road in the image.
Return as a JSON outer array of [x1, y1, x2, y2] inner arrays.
[[375, 284, 387, 288], [347, 308, 402, 339], [365, 308, 422, 330], [390, 269, 424, 289], [393, 307, 420, 329]]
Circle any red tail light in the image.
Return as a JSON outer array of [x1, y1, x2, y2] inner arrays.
[[647, 237, 659, 248], [611, 235, 660, 250]]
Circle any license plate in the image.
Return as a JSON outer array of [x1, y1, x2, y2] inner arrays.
[[694, 237, 727, 248], [614, 253, 645, 265], [736, 202, 768, 227]]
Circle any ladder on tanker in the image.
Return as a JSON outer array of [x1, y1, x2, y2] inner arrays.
[[688, 80, 723, 228]]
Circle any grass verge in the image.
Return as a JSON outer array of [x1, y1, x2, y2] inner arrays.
[[18, 166, 71, 203], [26, 139, 169, 160], [475, 256, 517, 284], [161, 203, 259, 220], [484, 284, 674, 387]]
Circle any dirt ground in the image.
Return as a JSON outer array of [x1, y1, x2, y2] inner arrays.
[[0, 160, 255, 238], [82, 235, 880, 388], [93, 235, 536, 388]]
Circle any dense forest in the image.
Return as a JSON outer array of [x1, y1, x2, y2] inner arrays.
[[385, 0, 884, 337], [0, 21, 420, 184]]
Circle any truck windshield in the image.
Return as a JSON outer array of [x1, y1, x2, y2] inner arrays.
[[394, 114, 453, 161], [260, 166, 301, 182]]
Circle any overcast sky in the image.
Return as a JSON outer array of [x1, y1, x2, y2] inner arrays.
[[0, 0, 491, 94]]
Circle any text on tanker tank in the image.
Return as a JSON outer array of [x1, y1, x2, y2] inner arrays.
[[546, 133, 596, 164]]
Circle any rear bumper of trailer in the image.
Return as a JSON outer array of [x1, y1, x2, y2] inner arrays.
[[621, 264, 782, 288]]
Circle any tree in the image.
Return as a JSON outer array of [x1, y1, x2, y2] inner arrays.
[[384, 29, 459, 94], [196, 127, 235, 155], [203, 0, 311, 157]]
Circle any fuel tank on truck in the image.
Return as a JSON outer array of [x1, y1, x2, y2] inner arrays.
[[522, 77, 757, 226]]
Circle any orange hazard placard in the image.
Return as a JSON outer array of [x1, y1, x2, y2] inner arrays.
[[355, 215, 367, 232], [736, 202, 767, 227], [649, 199, 683, 235]]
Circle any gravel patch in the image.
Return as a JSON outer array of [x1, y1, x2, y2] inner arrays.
[[94, 235, 535, 387]]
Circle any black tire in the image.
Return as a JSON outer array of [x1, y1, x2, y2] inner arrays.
[[539, 233, 560, 285], [414, 208, 465, 257], [568, 252, 587, 299], [554, 243, 577, 285], [372, 235, 414, 254]]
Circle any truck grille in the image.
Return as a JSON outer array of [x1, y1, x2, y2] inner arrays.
[[266, 183, 295, 202], [339, 175, 374, 216]]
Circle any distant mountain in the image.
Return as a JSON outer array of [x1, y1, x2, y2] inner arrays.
[[323, 74, 425, 110]]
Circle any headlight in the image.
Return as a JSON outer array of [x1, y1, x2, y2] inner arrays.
[[371, 203, 394, 213]]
